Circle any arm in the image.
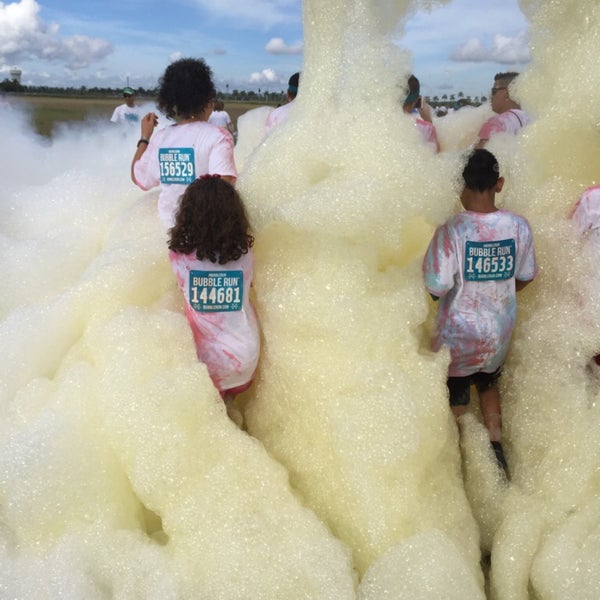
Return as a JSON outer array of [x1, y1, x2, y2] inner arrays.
[[417, 98, 433, 124], [422, 224, 457, 299], [131, 112, 158, 184]]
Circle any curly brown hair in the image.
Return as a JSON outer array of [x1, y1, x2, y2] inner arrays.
[[168, 177, 254, 265], [156, 58, 216, 120]]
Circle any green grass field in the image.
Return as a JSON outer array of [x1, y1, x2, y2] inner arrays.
[[10, 95, 269, 137]]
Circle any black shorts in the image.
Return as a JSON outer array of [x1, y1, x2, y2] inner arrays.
[[447, 366, 503, 406]]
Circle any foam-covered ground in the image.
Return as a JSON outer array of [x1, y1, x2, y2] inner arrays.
[[1, 1, 600, 598]]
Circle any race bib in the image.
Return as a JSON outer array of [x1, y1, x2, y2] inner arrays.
[[159, 147, 195, 184], [189, 270, 243, 312], [464, 239, 515, 281]]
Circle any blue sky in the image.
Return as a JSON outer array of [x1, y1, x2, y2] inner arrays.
[[0, 0, 530, 97]]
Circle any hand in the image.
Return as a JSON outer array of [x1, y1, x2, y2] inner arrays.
[[140, 112, 158, 139]]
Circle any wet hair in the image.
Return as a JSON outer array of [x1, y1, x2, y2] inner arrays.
[[168, 177, 254, 265], [288, 72, 300, 99], [213, 100, 224, 111], [156, 58, 216, 120], [462, 149, 500, 192]]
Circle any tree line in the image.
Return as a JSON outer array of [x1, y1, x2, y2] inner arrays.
[[0, 78, 287, 103], [1, 78, 486, 106]]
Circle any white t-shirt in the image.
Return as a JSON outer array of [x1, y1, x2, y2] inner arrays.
[[133, 121, 237, 229], [169, 249, 260, 394], [478, 109, 531, 142], [423, 209, 537, 377], [208, 110, 232, 129], [571, 185, 600, 256], [110, 103, 141, 124], [264, 101, 294, 134]]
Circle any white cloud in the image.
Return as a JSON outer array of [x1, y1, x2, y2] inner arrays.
[[451, 31, 530, 64], [248, 68, 279, 85], [265, 37, 303, 54], [0, 0, 112, 70]]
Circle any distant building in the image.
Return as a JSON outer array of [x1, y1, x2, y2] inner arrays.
[[9, 68, 22, 83]]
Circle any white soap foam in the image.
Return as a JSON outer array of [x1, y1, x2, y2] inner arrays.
[[1, 0, 600, 598]]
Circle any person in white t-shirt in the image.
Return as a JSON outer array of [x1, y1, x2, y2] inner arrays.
[[264, 72, 300, 135], [168, 175, 260, 424], [571, 185, 600, 371], [110, 87, 141, 124], [131, 58, 237, 230], [476, 72, 531, 148], [423, 149, 537, 474], [402, 74, 440, 153], [208, 100, 234, 135]]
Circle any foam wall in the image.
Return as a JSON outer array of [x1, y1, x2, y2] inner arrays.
[[1, 0, 600, 599]]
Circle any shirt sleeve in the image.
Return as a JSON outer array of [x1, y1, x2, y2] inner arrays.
[[571, 189, 600, 236], [133, 137, 160, 191], [423, 224, 458, 298], [514, 217, 537, 282], [208, 130, 237, 179]]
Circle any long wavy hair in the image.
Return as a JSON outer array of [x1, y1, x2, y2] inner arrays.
[[168, 177, 254, 265], [156, 58, 216, 120]]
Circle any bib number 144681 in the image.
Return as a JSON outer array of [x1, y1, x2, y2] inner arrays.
[[189, 270, 243, 312]]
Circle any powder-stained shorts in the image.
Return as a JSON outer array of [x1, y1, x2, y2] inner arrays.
[[447, 366, 503, 406]]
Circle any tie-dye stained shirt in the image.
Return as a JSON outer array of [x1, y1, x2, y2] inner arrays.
[[571, 185, 600, 256], [169, 249, 260, 395], [478, 109, 531, 142], [423, 209, 537, 377]]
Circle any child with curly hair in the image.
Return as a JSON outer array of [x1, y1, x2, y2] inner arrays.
[[131, 57, 237, 229], [168, 175, 260, 418]]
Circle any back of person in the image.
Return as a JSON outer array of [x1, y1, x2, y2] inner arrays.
[[168, 175, 260, 408], [208, 100, 233, 131], [131, 58, 237, 231], [402, 74, 440, 153], [134, 120, 235, 228], [264, 71, 300, 135], [424, 209, 536, 376], [208, 110, 231, 129], [422, 148, 536, 475], [169, 249, 259, 393]]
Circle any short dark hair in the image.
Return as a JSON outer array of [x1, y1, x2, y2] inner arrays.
[[157, 58, 216, 120], [494, 72, 519, 86], [169, 177, 254, 265], [462, 149, 500, 192]]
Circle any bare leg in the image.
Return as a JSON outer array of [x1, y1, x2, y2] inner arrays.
[[479, 384, 501, 442], [223, 393, 243, 427], [451, 404, 469, 420], [479, 384, 508, 473]]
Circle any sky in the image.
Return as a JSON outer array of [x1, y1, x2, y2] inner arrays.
[[0, 0, 530, 98]]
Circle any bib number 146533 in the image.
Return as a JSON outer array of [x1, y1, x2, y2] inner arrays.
[[464, 239, 515, 281]]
